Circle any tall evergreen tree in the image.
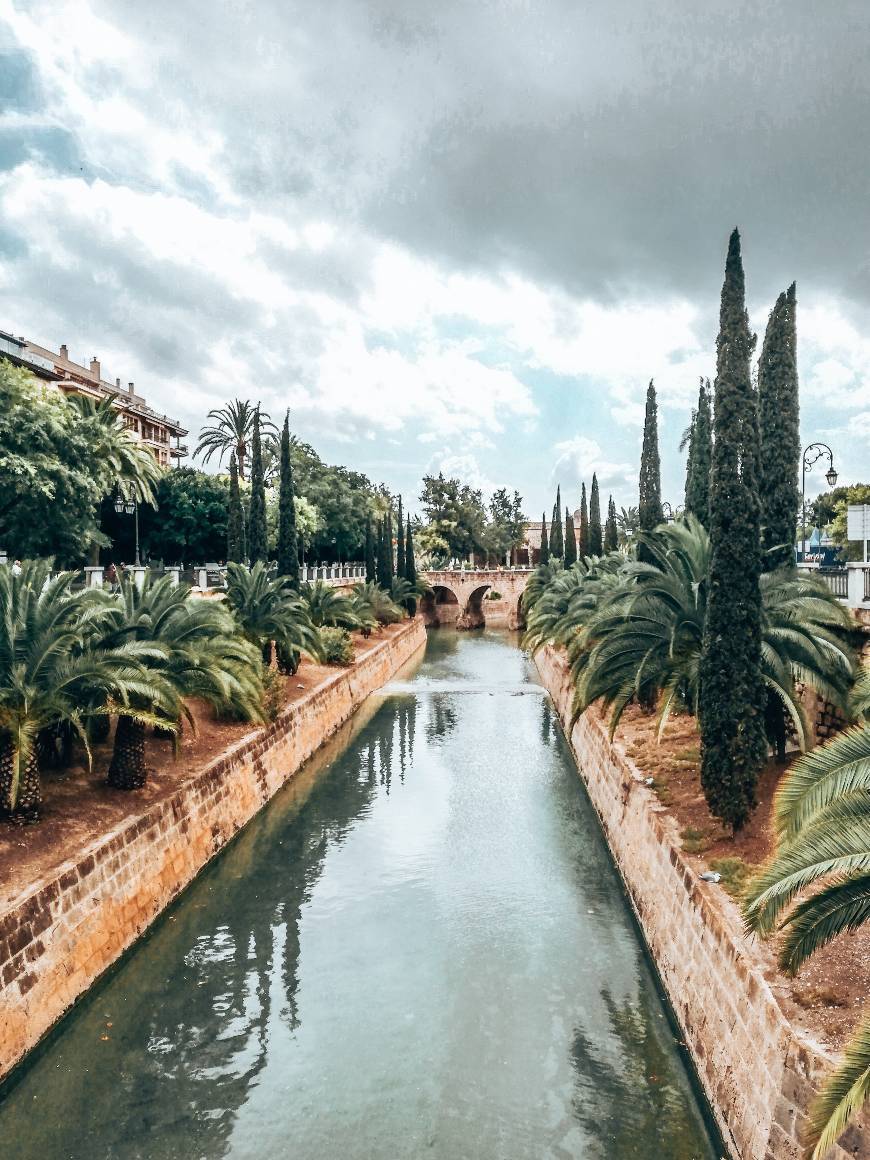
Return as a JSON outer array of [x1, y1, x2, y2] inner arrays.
[[404, 516, 417, 615], [758, 283, 800, 570], [377, 518, 392, 589], [578, 482, 589, 557], [604, 495, 618, 552], [684, 378, 713, 525], [564, 507, 577, 565], [539, 513, 550, 565], [276, 412, 299, 584], [247, 408, 267, 565], [227, 452, 244, 563], [589, 473, 603, 555], [638, 380, 662, 537], [550, 485, 564, 558], [699, 228, 767, 831], [365, 517, 376, 584], [395, 496, 406, 579]]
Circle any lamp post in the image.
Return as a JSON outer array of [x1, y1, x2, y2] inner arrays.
[[661, 501, 682, 524], [114, 486, 141, 566], [801, 443, 838, 563]]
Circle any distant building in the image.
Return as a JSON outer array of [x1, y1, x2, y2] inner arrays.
[[0, 330, 188, 468]]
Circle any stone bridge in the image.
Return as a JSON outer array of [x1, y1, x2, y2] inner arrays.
[[420, 569, 533, 630]]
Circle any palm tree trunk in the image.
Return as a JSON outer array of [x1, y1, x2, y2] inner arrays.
[[0, 737, 42, 822], [107, 715, 148, 790]]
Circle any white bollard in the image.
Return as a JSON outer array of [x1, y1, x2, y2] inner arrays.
[[84, 566, 104, 589], [167, 567, 181, 586], [197, 567, 208, 590], [132, 566, 147, 591]]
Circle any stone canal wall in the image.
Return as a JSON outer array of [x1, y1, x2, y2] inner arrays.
[[0, 618, 426, 1083], [535, 644, 868, 1160]]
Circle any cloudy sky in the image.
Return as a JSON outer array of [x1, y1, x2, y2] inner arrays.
[[1, 0, 868, 517]]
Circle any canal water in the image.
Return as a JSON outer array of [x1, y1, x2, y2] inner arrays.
[[0, 630, 719, 1159]]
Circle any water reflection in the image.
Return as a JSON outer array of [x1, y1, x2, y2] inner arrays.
[[0, 631, 717, 1160]]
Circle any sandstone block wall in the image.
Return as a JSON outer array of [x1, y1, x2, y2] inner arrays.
[[535, 645, 868, 1160], [0, 618, 426, 1083]]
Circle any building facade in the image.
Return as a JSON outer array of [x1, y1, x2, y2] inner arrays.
[[0, 330, 188, 467]]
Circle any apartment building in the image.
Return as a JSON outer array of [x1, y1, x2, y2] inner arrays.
[[0, 330, 188, 467]]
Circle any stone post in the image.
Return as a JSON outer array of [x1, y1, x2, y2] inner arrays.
[[132, 566, 147, 591], [84, 566, 104, 589], [166, 567, 181, 586], [197, 567, 208, 590]]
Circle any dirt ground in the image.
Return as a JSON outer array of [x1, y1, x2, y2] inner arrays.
[[0, 624, 406, 911], [616, 704, 869, 1052]]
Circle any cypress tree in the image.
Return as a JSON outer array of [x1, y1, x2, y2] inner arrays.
[[589, 473, 603, 555], [550, 485, 564, 558], [365, 517, 376, 583], [227, 452, 244, 563], [404, 516, 417, 615], [638, 380, 661, 537], [564, 507, 577, 565], [248, 408, 267, 565], [539, 513, 549, 565], [604, 495, 618, 552], [395, 496, 406, 579], [276, 412, 299, 585], [377, 518, 392, 589], [685, 378, 713, 525], [699, 228, 767, 831], [386, 510, 395, 580], [758, 282, 800, 570], [578, 483, 589, 558]]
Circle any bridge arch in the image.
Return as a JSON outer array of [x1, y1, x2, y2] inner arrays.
[[420, 584, 460, 627], [457, 583, 491, 630]]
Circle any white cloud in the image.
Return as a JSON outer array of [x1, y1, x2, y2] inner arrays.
[[551, 435, 637, 494]]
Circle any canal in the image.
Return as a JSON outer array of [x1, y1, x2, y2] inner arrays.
[[0, 630, 719, 1159]]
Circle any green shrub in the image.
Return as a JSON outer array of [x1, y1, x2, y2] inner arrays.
[[260, 664, 286, 722], [709, 856, 754, 899], [486, 590, 502, 601], [320, 627, 354, 666]]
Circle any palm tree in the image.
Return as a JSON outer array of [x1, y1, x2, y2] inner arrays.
[[299, 581, 361, 629], [99, 574, 264, 790], [522, 555, 623, 656], [224, 562, 322, 672], [349, 582, 404, 634], [615, 505, 640, 545], [561, 519, 855, 740], [194, 400, 277, 480], [744, 686, 870, 1158], [0, 562, 149, 819]]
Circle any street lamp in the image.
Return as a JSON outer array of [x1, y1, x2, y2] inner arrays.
[[114, 486, 141, 566], [801, 443, 838, 563], [661, 501, 682, 523]]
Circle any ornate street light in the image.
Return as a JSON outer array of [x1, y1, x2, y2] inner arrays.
[[114, 486, 141, 566], [660, 502, 683, 524], [801, 443, 838, 563]]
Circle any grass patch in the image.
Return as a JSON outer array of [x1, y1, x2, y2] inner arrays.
[[680, 826, 711, 855], [793, 985, 849, 1010], [672, 744, 700, 765], [650, 777, 672, 806], [709, 856, 755, 900]]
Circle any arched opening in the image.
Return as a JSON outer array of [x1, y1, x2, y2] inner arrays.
[[511, 593, 527, 632], [458, 584, 491, 631], [421, 584, 460, 628]]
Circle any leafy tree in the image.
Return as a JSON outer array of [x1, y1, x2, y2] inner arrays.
[[539, 513, 550, 565], [638, 380, 661, 545], [103, 574, 263, 790], [550, 485, 564, 559], [683, 378, 712, 525], [122, 468, 229, 565], [396, 496, 406, 579], [589, 474, 603, 555], [824, 483, 870, 561], [0, 363, 158, 565], [419, 473, 487, 560], [564, 507, 577, 565], [578, 482, 590, 557], [227, 453, 244, 563], [759, 284, 800, 569], [276, 414, 299, 584], [699, 229, 767, 831], [482, 488, 526, 565], [291, 439, 385, 561], [194, 399, 277, 480], [365, 518, 376, 583], [248, 410, 268, 565], [604, 496, 618, 552]]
